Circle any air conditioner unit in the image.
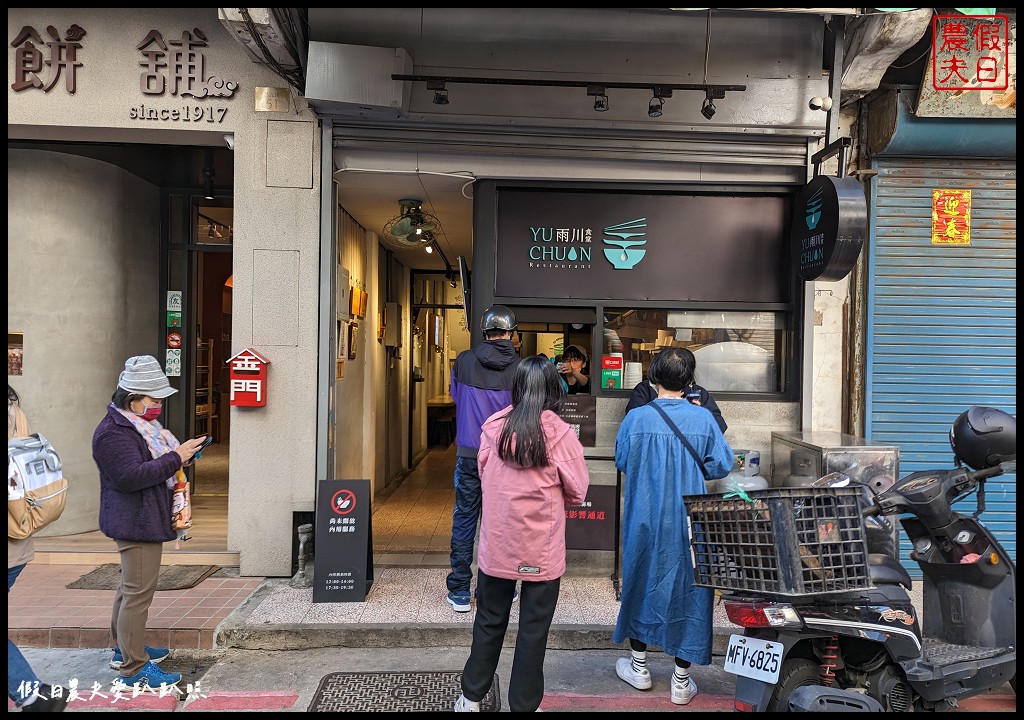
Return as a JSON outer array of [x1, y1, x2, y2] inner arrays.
[[304, 42, 413, 119]]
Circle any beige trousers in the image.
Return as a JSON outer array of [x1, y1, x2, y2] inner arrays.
[[111, 540, 163, 676]]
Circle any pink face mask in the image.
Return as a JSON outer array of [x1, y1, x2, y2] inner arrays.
[[138, 404, 163, 422]]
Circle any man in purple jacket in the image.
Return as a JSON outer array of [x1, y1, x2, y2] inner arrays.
[[445, 305, 522, 612]]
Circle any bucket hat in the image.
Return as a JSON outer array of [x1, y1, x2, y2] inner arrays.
[[117, 355, 178, 398]]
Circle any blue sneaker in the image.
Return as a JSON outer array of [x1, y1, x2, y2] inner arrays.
[[118, 660, 182, 690], [110, 645, 170, 670], [447, 590, 471, 612]]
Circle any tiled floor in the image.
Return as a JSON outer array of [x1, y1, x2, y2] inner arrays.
[[242, 567, 624, 628], [8, 562, 264, 650]]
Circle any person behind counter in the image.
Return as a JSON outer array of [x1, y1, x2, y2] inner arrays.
[[624, 348, 727, 433], [557, 344, 590, 394]]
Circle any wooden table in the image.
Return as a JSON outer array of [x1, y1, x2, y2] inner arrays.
[[427, 394, 455, 408], [426, 395, 456, 446]]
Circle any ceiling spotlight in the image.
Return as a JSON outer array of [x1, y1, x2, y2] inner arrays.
[[427, 80, 449, 105], [648, 96, 664, 118], [425, 245, 433, 254], [202, 166, 215, 200], [701, 95, 716, 120], [701, 87, 725, 121], [587, 84, 609, 112], [649, 87, 671, 118]]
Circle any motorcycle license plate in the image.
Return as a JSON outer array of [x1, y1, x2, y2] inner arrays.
[[723, 635, 783, 684]]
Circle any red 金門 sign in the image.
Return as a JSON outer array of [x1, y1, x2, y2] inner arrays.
[[228, 348, 270, 407]]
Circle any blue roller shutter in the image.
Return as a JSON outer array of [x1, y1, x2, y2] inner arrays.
[[866, 158, 1016, 566]]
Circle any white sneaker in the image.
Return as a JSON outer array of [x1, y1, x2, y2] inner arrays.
[[454, 694, 481, 712], [671, 675, 698, 705], [615, 657, 652, 690]]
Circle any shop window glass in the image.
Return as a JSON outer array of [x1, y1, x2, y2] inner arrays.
[[603, 309, 790, 394]]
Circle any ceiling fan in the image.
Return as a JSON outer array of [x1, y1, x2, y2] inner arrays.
[[381, 199, 441, 249]]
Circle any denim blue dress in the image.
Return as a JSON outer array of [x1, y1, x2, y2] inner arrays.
[[612, 398, 734, 663]]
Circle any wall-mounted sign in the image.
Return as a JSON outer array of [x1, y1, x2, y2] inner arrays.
[[313, 479, 374, 603], [556, 394, 597, 447], [255, 86, 290, 112], [228, 347, 269, 407], [790, 175, 867, 282], [494, 189, 790, 302], [166, 332, 182, 349], [165, 348, 182, 377], [167, 290, 182, 312], [166, 311, 182, 328], [11, 24, 239, 107], [931, 189, 972, 245]]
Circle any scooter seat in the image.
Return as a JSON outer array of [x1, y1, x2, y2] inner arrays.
[[868, 553, 912, 589]]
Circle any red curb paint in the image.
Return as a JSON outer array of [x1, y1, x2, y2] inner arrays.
[[539, 691, 735, 711], [185, 690, 300, 710]]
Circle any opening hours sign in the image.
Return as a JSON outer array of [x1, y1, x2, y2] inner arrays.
[[228, 347, 270, 407]]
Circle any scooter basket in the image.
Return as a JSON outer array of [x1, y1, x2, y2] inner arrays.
[[684, 487, 871, 596]]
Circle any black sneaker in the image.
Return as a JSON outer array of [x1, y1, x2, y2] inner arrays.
[[21, 684, 69, 712]]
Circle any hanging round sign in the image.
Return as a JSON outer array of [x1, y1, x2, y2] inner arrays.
[[167, 332, 183, 349], [790, 175, 867, 281]]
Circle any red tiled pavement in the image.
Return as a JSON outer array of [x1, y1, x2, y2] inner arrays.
[[7, 563, 264, 650]]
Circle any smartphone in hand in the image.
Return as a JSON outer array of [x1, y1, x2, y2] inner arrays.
[[193, 436, 214, 458]]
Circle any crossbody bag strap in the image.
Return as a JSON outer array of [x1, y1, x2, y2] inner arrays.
[[650, 402, 709, 481]]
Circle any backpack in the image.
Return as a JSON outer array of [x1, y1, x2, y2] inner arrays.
[[8, 433, 68, 539]]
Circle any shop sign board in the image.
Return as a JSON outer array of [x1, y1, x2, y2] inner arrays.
[[564, 484, 616, 551], [556, 394, 596, 447], [313, 479, 374, 603], [227, 347, 269, 407], [494, 189, 790, 302], [790, 175, 867, 281]]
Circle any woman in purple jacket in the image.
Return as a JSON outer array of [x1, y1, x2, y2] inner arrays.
[[455, 356, 590, 713], [92, 356, 206, 691]]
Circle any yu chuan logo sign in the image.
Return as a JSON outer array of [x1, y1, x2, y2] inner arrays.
[[495, 188, 791, 303], [790, 175, 867, 282], [528, 216, 648, 272]]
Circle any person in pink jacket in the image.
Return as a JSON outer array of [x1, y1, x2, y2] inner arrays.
[[454, 356, 590, 713]]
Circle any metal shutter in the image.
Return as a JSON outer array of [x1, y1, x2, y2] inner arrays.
[[866, 158, 1016, 565]]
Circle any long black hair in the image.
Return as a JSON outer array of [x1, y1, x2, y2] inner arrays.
[[496, 355, 566, 468]]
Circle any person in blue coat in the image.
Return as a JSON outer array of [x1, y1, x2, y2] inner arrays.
[[612, 347, 733, 705]]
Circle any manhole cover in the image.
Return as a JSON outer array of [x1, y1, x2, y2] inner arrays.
[[307, 671, 500, 712]]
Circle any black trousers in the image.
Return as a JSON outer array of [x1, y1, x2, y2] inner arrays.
[[460, 570, 561, 713]]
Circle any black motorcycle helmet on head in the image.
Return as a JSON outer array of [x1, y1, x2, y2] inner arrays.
[[949, 406, 1016, 470], [480, 305, 517, 334]]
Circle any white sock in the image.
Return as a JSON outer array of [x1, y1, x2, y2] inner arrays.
[[674, 668, 689, 682], [631, 649, 647, 673]]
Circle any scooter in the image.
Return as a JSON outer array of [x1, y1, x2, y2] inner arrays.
[[697, 407, 1016, 712]]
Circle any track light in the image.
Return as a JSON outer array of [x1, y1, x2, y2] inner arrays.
[[700, 97, 715, 120], [203, 166, 215, 200], [649, 87, 672, 118], [427, 80, 449, 105], [701, 87, 724, 120], [587, 84, 609, 112]]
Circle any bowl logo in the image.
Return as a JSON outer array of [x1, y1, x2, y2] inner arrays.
[[602, 217, 647, 269], [804, 186, 824, 230]]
